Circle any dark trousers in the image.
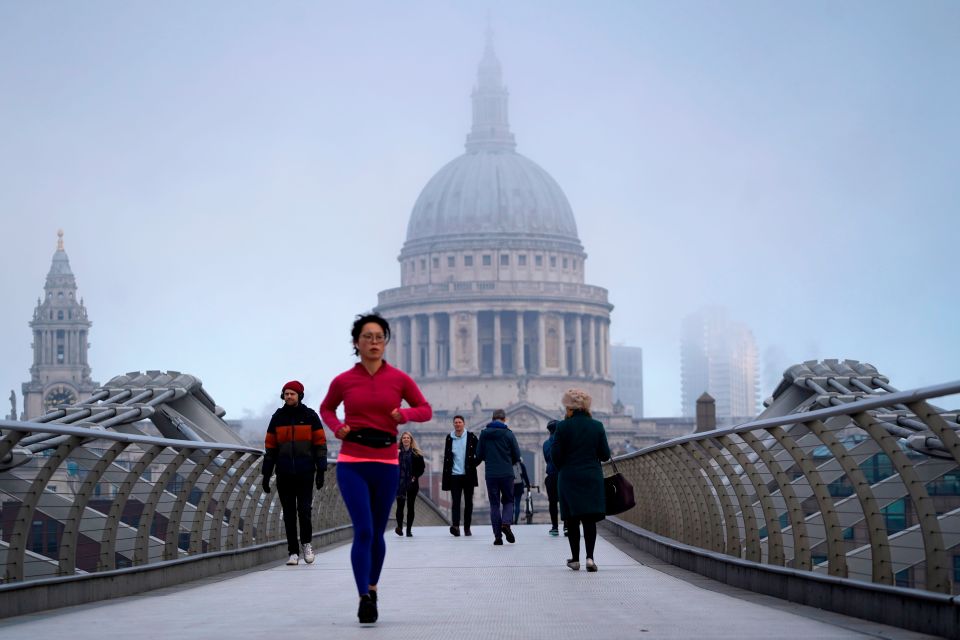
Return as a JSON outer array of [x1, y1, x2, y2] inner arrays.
[[395, 481, 419, 530], [513, 483, 525, 524], [485, 475, 514, 537], [567, 517, 598, 561], [448, 475, 474, 528], [276, 471, 315, 556], [545, 473, 559, 529]]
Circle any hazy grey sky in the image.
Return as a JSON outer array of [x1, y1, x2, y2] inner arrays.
[[2, 1, 958, 419]]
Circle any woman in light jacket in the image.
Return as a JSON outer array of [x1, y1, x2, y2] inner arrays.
[[550, 388, 610, 572]]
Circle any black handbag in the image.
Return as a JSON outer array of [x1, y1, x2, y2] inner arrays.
[[604, 459, 636, 515]]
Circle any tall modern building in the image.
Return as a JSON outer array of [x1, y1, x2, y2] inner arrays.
[[610, 345, 643, 417], [680, 306, 759, 420], [21, 231, 99, 419]]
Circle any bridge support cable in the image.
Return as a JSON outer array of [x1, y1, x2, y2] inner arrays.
[[700, 438, 762, 562], [717, 435, 785, 566], [738, 431, 812, 570], [164, 450, 217, 560], [681, 441, 732, 554], [58, 440, 126, 575], [802, 418, 893, 585], [662, 447, 709, 550], [851, 411, 950, 593]]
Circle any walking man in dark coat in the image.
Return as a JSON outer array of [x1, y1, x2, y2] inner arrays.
[[476, 408, 521, 545], [442, 415, 479, 536]]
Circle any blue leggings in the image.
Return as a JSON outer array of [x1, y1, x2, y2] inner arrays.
[[336, 462, 399, 595]]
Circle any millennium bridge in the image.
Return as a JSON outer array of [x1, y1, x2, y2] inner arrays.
[[0, 361, 958, 639]]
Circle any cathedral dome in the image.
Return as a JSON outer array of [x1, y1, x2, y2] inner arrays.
[[402, 33, 581, 256], [405, 150, 579, 244]]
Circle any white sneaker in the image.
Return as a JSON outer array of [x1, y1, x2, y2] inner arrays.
[[302, 543, 315, 564], [286, 554, 299, 566]]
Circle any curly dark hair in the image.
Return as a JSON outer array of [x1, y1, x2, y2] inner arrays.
[[351, 313, 391, 356]]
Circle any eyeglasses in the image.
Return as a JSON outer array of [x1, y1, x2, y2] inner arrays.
[[360, 333, 386, 343]]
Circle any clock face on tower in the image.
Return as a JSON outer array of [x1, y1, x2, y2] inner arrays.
[[44, 386, 77, 410]]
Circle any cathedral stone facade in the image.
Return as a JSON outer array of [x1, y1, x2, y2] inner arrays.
[[21, 231, 99, 420]]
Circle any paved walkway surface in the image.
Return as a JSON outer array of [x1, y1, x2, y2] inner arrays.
[[0, 525, 942, 639]]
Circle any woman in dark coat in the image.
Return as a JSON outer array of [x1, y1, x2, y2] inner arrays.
[[395, 431, 426, 537], [550, 388, 611, 572]]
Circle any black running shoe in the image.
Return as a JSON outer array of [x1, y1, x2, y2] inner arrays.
[[358, 594, 377, 624], [502, 525, 515, 544]]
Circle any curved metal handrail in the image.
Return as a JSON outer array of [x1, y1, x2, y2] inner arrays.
[[0, 418, 349, 586], [606, 379, 960, 595]]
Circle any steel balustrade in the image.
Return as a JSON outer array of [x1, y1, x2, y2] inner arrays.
[[0, 419, 349, 585], [605, 377, 960, 595]]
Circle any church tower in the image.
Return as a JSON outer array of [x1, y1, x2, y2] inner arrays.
[[21, 231, 99, 419]]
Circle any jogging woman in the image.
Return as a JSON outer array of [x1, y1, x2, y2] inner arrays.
[[320, 313, 432, 624]]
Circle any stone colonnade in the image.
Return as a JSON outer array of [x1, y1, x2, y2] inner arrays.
[[387, 310, 610, 379]]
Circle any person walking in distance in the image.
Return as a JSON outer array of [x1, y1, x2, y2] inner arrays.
[[542, 419, 560, 536], [262, 380, 328, 566], [475, 408, 521, 545], [320, 313, 432, 624], [395, 431, 425, 537], [551, 388, 610, 572], [511, 459, 531, 525], [441, 415, 479, 536]]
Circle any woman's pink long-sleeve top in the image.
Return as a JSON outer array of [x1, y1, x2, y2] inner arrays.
[[320, 361, 432, 464]]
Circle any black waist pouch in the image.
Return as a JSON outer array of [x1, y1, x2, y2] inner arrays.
[[344, 428, 397, 449]]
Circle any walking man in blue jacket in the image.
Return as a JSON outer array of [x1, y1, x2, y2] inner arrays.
[[476, 408, 521, 545]]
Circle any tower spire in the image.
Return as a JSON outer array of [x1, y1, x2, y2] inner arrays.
[[465, 25, 516, 153]]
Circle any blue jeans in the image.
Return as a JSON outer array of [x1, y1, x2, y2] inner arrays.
[[337, 462, 399, 595], [485, 476, 514, 537]]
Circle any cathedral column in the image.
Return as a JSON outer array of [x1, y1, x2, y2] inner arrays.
[[409, 315, 420, 376], [600, 319, 609, 378], [392, 316, 404, 368], [471, 312, 480, 374], [537, 312, 546, 373], [587, 316, 596, 377], [574, 315, 584, 376], [493, 311, 502, 375], [448, 312, 459, 374], [515, 312, 526, 375], [558, 313, 567, 374], [428, 313, 438, 376]]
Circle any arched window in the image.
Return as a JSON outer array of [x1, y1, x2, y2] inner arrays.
[[58, 311, 64, 320]]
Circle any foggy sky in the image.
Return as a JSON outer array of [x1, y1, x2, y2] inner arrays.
[[1, 1, 958, 420]]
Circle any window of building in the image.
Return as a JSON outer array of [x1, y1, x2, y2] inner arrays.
[[57, 310, 64, 320], [500, 254, 509, 266], [550, 256, 557, 268], [432, 257, 439, 269], [420, 259, 426, 271], [464, 255, 474, 267], [535, 255, 543, 267], [482, 254, 492, 266], [562, 257, 569, 269], [447, 256, 455, 268], [573, 259, 578, 271], [518, 254, 527, 266]]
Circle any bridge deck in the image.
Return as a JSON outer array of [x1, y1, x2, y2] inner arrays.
[[0, 525, 941, 639]]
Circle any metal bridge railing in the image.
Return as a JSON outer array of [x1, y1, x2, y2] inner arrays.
[[0, 419, 349, 585], [606, 379, 960, 595]]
